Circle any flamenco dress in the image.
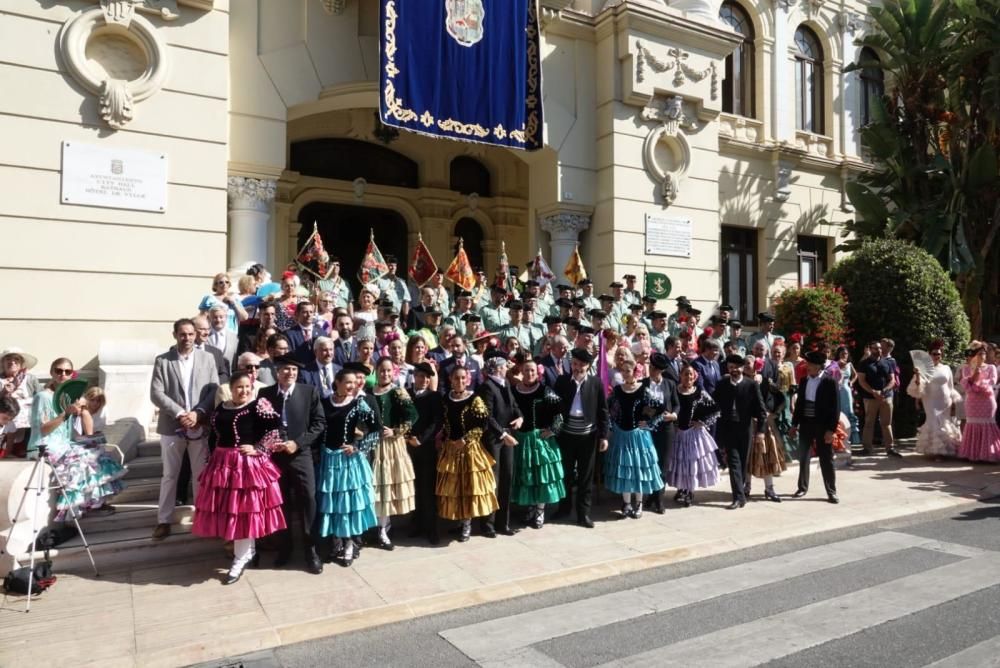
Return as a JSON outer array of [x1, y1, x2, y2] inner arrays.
[[958, 364, 1000, 462], [604, 384, 664, 495], [436, 393, 499, 521], [192, 398, 286, 540], [666, 390, 721, 492], [316, 396, 381, 538], [511, 384, 566, 507], [907, 364, 961, 457], [371, 385, 417, 517], [28, 389, 127, 521]]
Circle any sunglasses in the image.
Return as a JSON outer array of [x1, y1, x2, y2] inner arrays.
[[53, 368, 74, 376], [243, 365, 260, 370]]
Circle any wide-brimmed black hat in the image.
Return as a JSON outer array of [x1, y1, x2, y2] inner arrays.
[[571, 348, 594, 364]]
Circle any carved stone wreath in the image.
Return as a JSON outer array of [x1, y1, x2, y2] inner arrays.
[[59, 1, 171, 130], [641, 95, 697, 207]]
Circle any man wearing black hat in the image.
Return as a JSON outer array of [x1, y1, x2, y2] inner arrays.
[[378, 255, 411, 323], [623, 274, 641, 305], [640, 295, 657, 328], [748, 312, 779, 354], [609, 281, 630, 324], [405, 363, 443, 543], [668, 296, 690, 337], [598, 294, 623, 334], [461, 313, 484, 341], [480, 285, 512, 332], [790, 351, 841, 503], [477, 350, 524, 536], [259, 355, 327, 573], [712, 353, 768, 509], [645, 352, 680, 512], [649, 310, 669, 353], [728, 320, 747, 356], [715, 304, 734, 342], [579, 278, 601, 313], [498, 300, 536, 352], [316, 255, 353, 312], [406, 286, 438, 332], [471, 267, 491, 309], [552, 348, 610, 527]]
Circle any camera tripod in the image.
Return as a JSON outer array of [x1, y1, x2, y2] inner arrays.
[[1, 445, 99, 612]]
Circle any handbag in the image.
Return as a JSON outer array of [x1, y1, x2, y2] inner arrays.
[[3, 561, 56, 595]]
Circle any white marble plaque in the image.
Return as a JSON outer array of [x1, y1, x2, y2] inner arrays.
[[645, 214, 691, 258], [61, 141, 167, 212]]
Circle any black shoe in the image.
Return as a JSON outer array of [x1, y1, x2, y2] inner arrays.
[[673, 490, 683, 503], [792, 490, 807, 498], [224, 559, 250, 585], [828, 494, 840, 504], [340, 554, 354, 567], [457, 533, 470, 543], [620, 502, 632, 519], [886, 448, 903, 458], [376, 537, 395, 551], [481, 528, 497, 538], [651, 497, 664, 514], [727, 499, 746, 510], [305, 550, 323, 575], [764, 490, 782, 503], [530, 517, 543, 530], [498, 527, 519, 536], [632, 502, 643, 519], [680, 493, 691, 508], [577, 516, 595, 528]]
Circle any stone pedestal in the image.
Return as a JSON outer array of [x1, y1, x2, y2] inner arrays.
[[98, 339, 162, 431], [539, 209, 591, 283], [227, 176, 276, 272]]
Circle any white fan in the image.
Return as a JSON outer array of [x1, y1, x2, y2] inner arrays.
[[910, 349, 935, 382]]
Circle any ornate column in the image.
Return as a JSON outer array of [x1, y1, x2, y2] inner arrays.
[[227, 176, 276, 273], [839, 10, 863, 158], [539, 209, 591, 281]]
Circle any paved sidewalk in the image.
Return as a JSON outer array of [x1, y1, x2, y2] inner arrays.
[[3, 449, 999, 668]]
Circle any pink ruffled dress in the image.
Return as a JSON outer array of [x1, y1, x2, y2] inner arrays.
[[959, 364, 1000, 462], [192, 398, 287, 540]]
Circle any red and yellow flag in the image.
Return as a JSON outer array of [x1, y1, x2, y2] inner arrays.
[[563, 243, 587, 286], [408, 233, 438, 287], [295, 221, 334, 280], [445, 239, 476, 291]]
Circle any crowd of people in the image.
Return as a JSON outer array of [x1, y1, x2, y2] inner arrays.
[[3, 255, 1000, 586]]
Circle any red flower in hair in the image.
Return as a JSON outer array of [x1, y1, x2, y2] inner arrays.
[[789, 332, 804, 344], [702, 326, 714, 338], [282, 270, 297, 280]]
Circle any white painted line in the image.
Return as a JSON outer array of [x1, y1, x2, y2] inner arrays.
[[440, 531, 960, 664], [922, 635, 1000, 668], [594, 553, 1000, 668]]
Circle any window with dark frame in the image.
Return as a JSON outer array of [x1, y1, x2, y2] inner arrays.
[[794, 26, 824, 134], [720, 1, 755, 119], [859, 47, 884, 127], [797, 235, 828, 287], [721, 226, 758, 322]]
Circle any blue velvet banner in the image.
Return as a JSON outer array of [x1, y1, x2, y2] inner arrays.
[[379, 0, 543, 151]]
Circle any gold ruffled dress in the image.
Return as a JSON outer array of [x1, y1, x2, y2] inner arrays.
[[436, 393, 499, 520]]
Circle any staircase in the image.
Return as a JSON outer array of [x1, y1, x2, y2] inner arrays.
[[16, 437, 222, 575]]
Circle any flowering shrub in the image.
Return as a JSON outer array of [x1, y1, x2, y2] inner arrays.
[[773, 284, 849, 352]]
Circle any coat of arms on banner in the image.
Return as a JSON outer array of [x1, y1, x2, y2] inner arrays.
[[445, 0, 485, 47]]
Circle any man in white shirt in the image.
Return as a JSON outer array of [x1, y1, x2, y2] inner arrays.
[[150, 318, 220, 540], [207, 305, 239, 371], [302, 336, 341, 401]]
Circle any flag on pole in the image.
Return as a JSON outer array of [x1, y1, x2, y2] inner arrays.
[[408, 233, 437, 287], [295, 222, 334, 280], [495, 240, 513, 295], [358, 229, 389, 285], [530, 248, 556, 287], [445, 239, 476, 291], [644, 270, 671, 299], [563, 243, 587, 285]]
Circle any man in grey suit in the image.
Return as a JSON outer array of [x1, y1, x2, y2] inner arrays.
[[150, 318, 220, 540], [207, 305, 239, 372]]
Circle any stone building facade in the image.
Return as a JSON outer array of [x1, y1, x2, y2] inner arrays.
[[1, 0, 877, 388]]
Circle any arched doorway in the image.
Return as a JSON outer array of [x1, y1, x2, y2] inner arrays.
[[297, 202, 409, 297]]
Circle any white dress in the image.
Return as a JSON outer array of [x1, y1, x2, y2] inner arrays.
[[907, 364, 960, 456]]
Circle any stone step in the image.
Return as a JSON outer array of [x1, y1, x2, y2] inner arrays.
[[137, 440, 161, 458], [16, 524, 220, 575], [123, 455, 162, 480], [77, 503, 193, 535], [113, 477, 162, 505]]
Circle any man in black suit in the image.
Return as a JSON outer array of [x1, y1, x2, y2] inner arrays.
[[258, 356, 327, 573], [438, 335, 482, 394], [645, 353, 680, 512], [691, 338, 723, 395], [299, 336, 340, 403], [790, 350, 841, 503], [332, 313, 359, 367], [237, 302, 278, 357], [285, 302, 320, 364], [552, 348, 609, 528], [476, 350, 524, 536], [405, 363, 442, 544], [539, 334, 572, 387], [661, 336, 683, 386], [712, 354, 768, 509]]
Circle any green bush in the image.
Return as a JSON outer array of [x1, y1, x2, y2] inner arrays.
[[825, 239, 971, 438], [773, 284, 849, 352]]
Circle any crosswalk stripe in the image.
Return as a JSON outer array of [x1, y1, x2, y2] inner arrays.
[[440, 531, 972, 664], [593, 553, 1000, 668], [923, 636, 1000, 668]]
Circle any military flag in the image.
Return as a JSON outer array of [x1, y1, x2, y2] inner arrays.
[[445, 238, 476, 291], [495, 240, 513, 295], [408, 233, 438, 287], [531, 248, 556, 287], [644, 269, 671, 300], [295, 222, 334, 280], [358, 229, 389, 285], [563, 243, 587, 286]]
